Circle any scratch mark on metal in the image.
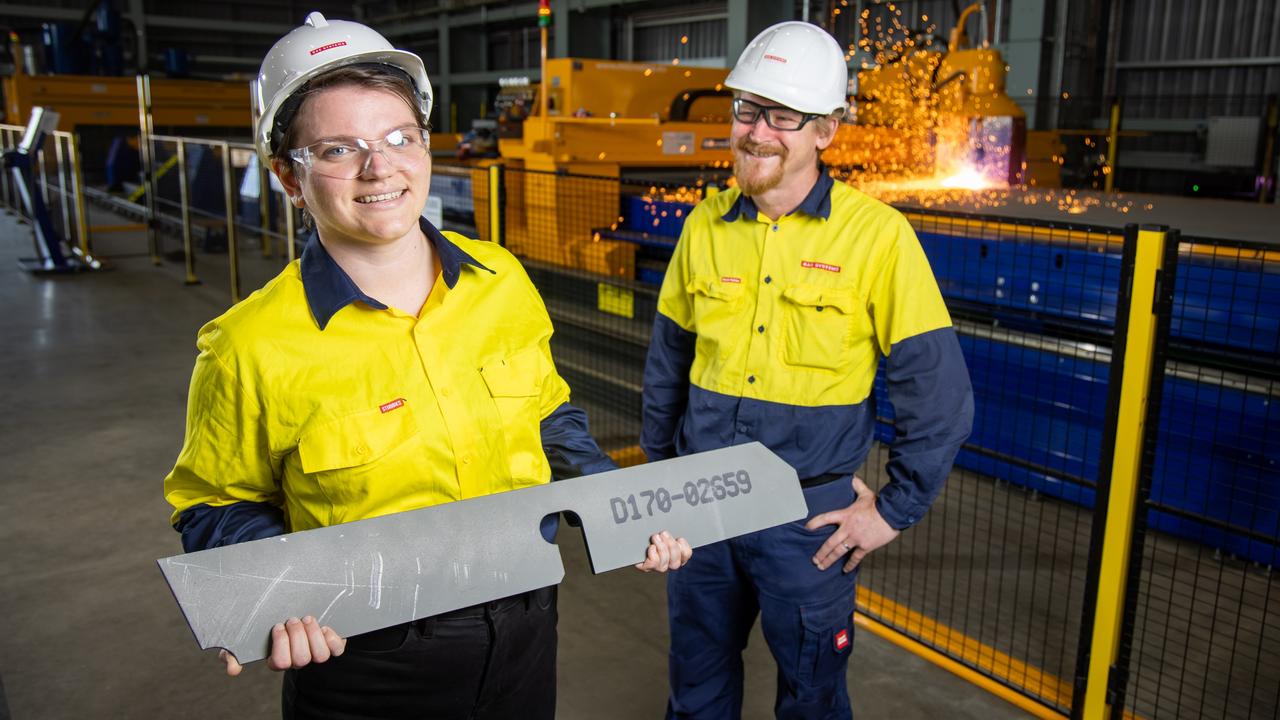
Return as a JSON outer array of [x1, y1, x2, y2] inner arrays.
[[234, 566, 291, 646], [318, 588, 346, 625], [369, 552, 384, 609]]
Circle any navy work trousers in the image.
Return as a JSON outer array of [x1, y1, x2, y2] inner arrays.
[[282, 586, 557, 720], [666, 477, 859, 720]]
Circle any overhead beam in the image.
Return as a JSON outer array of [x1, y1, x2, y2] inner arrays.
[[0, 5, 289, 35]]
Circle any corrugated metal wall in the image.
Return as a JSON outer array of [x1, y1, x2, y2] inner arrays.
[[1116, 0, 1280, 119], [630, 4, 729, 65], [1104, 0, 1279, 194]]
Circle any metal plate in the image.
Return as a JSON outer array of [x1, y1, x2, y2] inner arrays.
[[157, 442, 804, 664]]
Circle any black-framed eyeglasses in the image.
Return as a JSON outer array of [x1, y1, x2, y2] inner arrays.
[[288, 126, 430, 179], [731, 98, 820, 131]]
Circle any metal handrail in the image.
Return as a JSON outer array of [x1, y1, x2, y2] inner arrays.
[[0, 122, 94, 265], [145, 133, 298, 299]]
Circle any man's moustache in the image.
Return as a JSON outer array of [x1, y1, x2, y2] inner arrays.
[[735, 140, 785, 157]]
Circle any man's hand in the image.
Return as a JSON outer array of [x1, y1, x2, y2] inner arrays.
[[219, 616, 346, 676], [805, 476, 900, 572], [635, 530, 693, 573]]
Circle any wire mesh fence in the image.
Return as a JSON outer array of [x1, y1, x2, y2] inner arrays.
[[487, 168, 1279, 718], [859, 212, 1124, 714], [492, 166, 670, 461], [1121, 237, 1280, 720]]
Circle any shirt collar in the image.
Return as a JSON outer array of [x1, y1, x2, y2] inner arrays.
[[300, 216, 493, 330], [721, 166, 834, 223]]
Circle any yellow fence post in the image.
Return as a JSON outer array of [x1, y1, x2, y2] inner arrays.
[[1103, 98, 1121, 194], [1080, 225, 1170, 719], [176, 139, 199, 285], [137, 74, 161, 265], [68, 132, 92, 259], [220, 141, 241, 303], [488, 164, 503, 245]]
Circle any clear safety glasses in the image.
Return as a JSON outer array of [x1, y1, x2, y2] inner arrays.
[[288, 126, 430, 179], [731, 98, 820, 131]]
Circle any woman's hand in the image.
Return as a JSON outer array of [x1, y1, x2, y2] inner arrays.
[[219, 616, 346, 676]]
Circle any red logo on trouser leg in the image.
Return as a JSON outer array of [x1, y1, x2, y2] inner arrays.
[[834, 628, 850, 651]]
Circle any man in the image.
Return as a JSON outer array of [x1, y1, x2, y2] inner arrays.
[[641, 21, 974, 719]]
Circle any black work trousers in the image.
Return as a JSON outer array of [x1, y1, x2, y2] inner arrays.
[[282, 585, 558, 720]]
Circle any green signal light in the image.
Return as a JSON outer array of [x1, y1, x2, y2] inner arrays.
[[1192, 184, 1200, 192]]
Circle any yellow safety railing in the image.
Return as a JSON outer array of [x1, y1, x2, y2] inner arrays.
[[145, 134, 298, 303]]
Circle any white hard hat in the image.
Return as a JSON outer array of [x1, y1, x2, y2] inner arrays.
[[724, 21, 849, 116], [251, 12, 432, 161]]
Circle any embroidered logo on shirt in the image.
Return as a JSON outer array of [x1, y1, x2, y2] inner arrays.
[[721, 276, 742, 284], [801, 260, 842, 274], [379, 398, 406, 414], [834, 628, 850, 651]]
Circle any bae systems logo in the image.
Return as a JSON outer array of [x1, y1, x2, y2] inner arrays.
[[801, 260, 842, 273], [310, 41, 348, 56], [379, 398, 406, 413], [763, 54, 788, 64]]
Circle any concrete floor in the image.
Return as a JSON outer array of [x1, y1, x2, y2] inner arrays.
[[0, 208, 1030, 718]]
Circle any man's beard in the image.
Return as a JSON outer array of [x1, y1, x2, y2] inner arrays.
[[732, 137, 787, 196]]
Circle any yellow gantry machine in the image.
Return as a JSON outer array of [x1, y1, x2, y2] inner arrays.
[[483, 4, 1025, 277]]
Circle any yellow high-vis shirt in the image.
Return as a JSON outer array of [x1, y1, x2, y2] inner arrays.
[[164, 220, 595, 540], [641, 173, 974, 529], [659, 180, 955, 407]]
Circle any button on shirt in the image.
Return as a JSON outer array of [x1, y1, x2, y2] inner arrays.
[[641, 172, 974, 529], [165, 218, 613, 547]]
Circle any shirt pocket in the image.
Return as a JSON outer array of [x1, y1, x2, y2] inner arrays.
[[688, 275, 745, 325], [480, 346, 547, 486], [687, 275, 746, 361], [297, 403, 421, 512], [780, 284, 861, 370]]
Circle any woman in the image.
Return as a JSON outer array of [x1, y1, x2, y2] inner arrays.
[[163, 12, 690, 719]]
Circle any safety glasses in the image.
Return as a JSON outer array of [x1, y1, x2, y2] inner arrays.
[[289, 126, 429, 179], [731, 98, 820, 131]]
